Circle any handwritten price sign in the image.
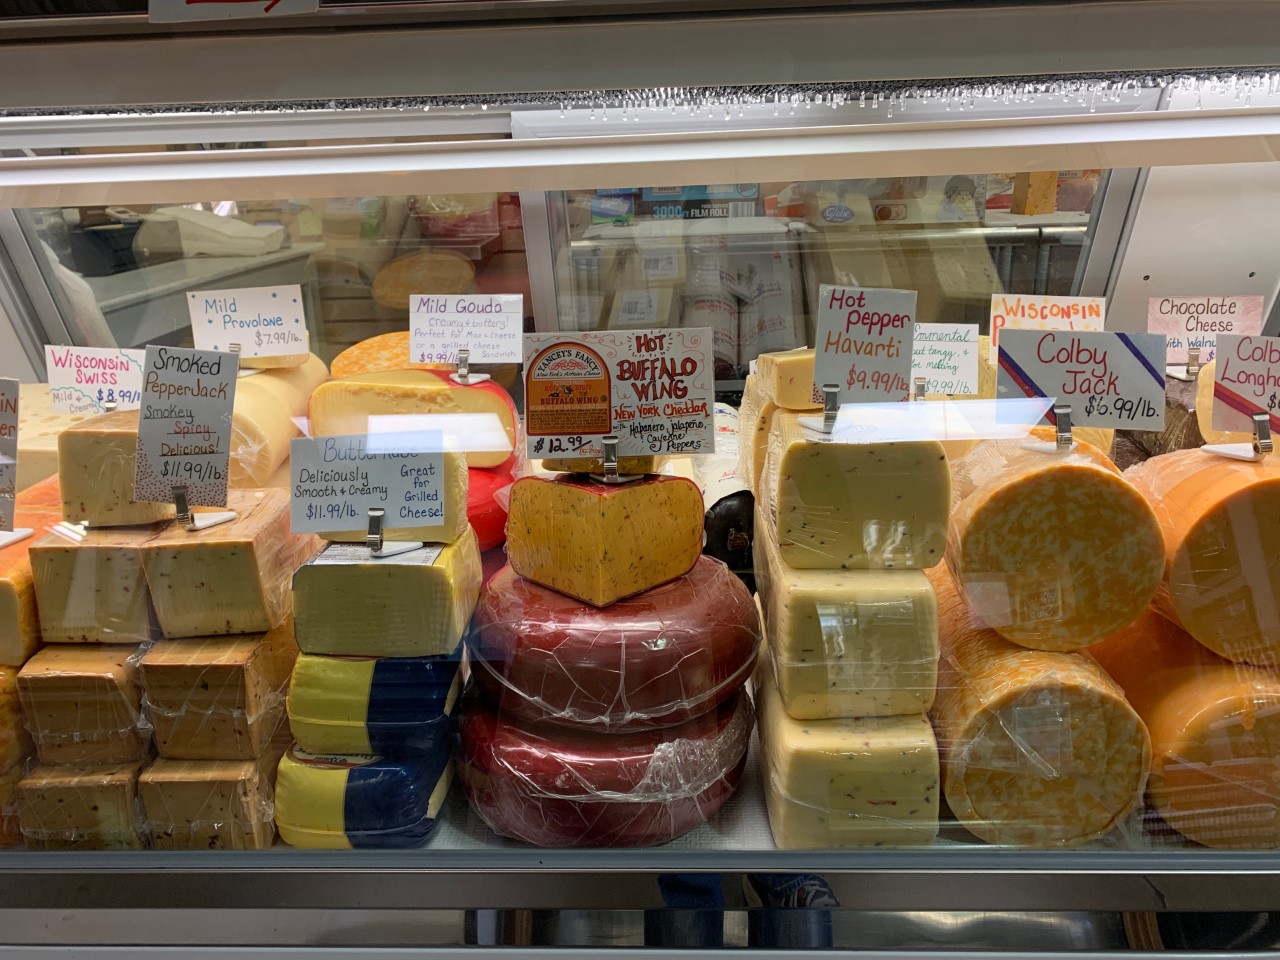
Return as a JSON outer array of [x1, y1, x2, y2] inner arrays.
[[1148, 296, 1264, 364], [45, 346, 146, 415], [814, 285, 916, 404], [188, 285, 309, 358], [409, 294, 523, 366], [1212, 334, 1280, 435]]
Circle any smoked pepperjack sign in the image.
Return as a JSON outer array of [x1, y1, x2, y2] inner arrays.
[[523, 329, 716, 458]]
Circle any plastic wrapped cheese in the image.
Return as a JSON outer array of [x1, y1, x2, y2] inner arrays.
[[1125, 449, 1280, 665], [736, 374, 777, 496], [457, 688, 751, 847], [946, 432, 1164, 651], [469, 557, 758, 730], [230, 354, 329, 487], [140, 751, 282, 850], [58, 409, 175, 527], [1090, 609, 1280, 848], [371, 249, 477, 313], [693, 404, 755, 588], [0, 476, 66, 666], [17, 760, 146, 850], [929, 565, 1150, 847], [0, 667, 32, 778]]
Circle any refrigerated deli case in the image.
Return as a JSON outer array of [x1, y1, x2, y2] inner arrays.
[[4, 1, 1280, 954]]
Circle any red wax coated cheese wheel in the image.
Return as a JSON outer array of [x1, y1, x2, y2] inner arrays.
[[469, 556, 759, 730], [457, 689, 751, 847], [468, 465, 512, 552]]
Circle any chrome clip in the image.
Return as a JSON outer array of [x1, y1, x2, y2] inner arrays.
[[1187, 347, 1201, 379], [601, 435, 621, 483], [456, 349, 471, 385], [1054, 404, 1073, 452], [103, 400, 117, 414], [1253, 412, 1273, 457], [172, 485, 192, 526], [912, 376, 927, 402], [821, 384, 840, 433], [229, 343, 242, 356], [366, 507, 386, 554]]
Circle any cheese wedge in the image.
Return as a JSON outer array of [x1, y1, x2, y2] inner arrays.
[[1194, 359, 1250, 445], [17, 761, 146, 850], [58, 409, 175, 527], [506, 475, 704, 607], [231, 354, 329, 487], [737, 374, 777, 496], [947, 434, 1163, 650], [754, 506, 938, 719], [1091, 609, 1280, 848], [761, 410, 950, 570], [140, 751, 283, 850], [929, 565, 1150, 847], [1125, 449, 1280, 665], [756, 347, 821, 410], [331, 332, 449, 379], [308, 369, 517, 469], [0, 476, 66, 666]]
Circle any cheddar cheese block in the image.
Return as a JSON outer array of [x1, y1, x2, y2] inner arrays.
[[929, 565, 1150, 847], [231, 354, 329, 486], [1194, 359, 1250, 445], [756, 347, 820, 410], [1125, 449, 1280, 664], [371, 249, 476, 313], [762, 410, 950, 570], [947, 433, 1163, 650], [293, 527, 482, 657], [17, 383, 91, 492], [757, 650, 939, 848], [1091, 609, 1280, 848], [58, 409, 175, 527], [0, 475, 66, 666], [737, 374, 778, 496], [18, 644, 149, 765], [30, 523, 164, 644], [506, 475, 704, 607], [754, 506, 937, 719], [308, 369, 517, 469], [140, 751, 282, 850], [330, 331, 449, 379], [142, 488, 320, 638], [17, 760, 146, 850], [139, 619, 297, 760]]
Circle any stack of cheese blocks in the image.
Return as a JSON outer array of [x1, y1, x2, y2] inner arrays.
[[745, 348, 947, 848], [13, 402, 320, 850], [459, 459, 760, 847]]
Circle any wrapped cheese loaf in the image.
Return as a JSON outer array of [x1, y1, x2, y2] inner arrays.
[[1125, 449, 1280, 665], [140, 751, 283, 850], [929, 565, 1150, 847], [541, 455, 660, 475], [1090, 609, 1280, 848], [17, 761, 146, 850], [230, 354, 329, 486], [946, 432, 1163, 650], [0, 476, 66, 665], [736, 374, 778, 496]]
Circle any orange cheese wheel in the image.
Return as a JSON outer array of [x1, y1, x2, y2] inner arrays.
[[1091, 608, 1280, 848], [946, 432, 1164, 650], [1125, 449, 1280, 665], [330, 332, 449, 380], [929, 565, 1150, 847]]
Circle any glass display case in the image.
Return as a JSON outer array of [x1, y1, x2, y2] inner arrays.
[[2, 1, 1280, 953]]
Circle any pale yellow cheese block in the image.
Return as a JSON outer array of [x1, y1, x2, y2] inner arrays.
[[231, 354, 329, 487], [239, 353, 309, 370], [17, 383, 92, 492], [58, 409, 175, 527], [1193, 359, 1251, 445], [736, 374, 777, 497], [17, 760, 145, 850], [753, 506, 938, 719], [756, 347, 821, 410]]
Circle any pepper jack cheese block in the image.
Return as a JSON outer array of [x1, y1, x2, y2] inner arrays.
[[737, 374, 777, 496], [231, 354, 329, 487], [316, 448, 469, 545], [142, 489, 320, 639], [140, 752, 282, 850], [947, 433, 1163, 651], [506, 475, 704, 607], [30, 523, 164, 645], [754, 507, 937, 719], [58, 409, 175, 527], [0, 476, 67, 666], [1194, 360, 1250, 445], [756, 347, 820, 410], [762, 410, 950, 571], [18, 644, 149, 765], [331, 332, 448, 379], [139, 620, 297, 760], [1125, 449, 1280, 665], [17, 761, 146, 850], [308, 369, 517, 469], [293, 527, 482, 658], [1090, 609, 1280, 848], [929, 565, 1150, 847], [756, 651, 939, 848]]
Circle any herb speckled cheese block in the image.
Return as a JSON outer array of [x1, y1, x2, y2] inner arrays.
[[756, 347, 821, 410], [929, 565, 1150, 847], [140, 751, 283, 850], [1125, 449, 1280, 665], [293, 528, 481, 657], [946, 432, 1164, 651], [506, 475, 704, 607], [541, 455, 660, 475], [274, 746, 453, 849], [754, 507, 937, 719], [230, 354, 329, 487], [287, 649, 462, 756], [761, 410, 949, 570], [0, 476, 66, 665], [17, 760, 145, 850], [756, 650, 939, 848], [142, 488, 320, 639], [316, 448, 469, 544], [736, 374, 777, 496], [58, 409, 175, 527]]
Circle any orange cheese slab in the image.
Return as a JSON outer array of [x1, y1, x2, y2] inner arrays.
[[0, 476, 65, 666], [331, 332, 450, 379]]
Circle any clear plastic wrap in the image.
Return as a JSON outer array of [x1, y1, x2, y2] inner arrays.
[[468, 556, 758, 731], [736, 373, 776, 496], [229, 354, 329, 487], [693, 403, 755, 585], [138, 620, 297, 761], [410, 193, 500, 238], [0, 668, 34, 835], [0, 475, 65, 666], [929, 565, 1151, 848], [140, 751, 282, 850], [58, 409, 175, 527], [457, 687, 752, 847], [945, 430, 1164, 650], [16, 759, 147, 850], [1124, 448, 1280, 666]]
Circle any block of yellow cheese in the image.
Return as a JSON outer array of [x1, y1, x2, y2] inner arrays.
[[756, 347, 821, 410], [30, 523, 164, 644], [736, 374, 777, 496], [231, 354, 329, 487], [506, 475, 704, 607], [139, 619, 297, 760], [294, 526, 482, 657], [17, 383, 91, 492], [17, 644, 149, 765], [57, 409, 175, 527], [17, 761, 145, 850], [1011, 171, 1057, 216], [947, 433, 1163, 650], [754, 507, 937, 719], [761, 410, 950, 570], [0, 475, 66, 666], [142, 488, 320, 638], [1125, 449, 1280, 665], [929, 565, 1150, 847], [139, 751, 282, 850], [239, 353, 308, 371], [316, 447, 469, 545], [756, 649, 940, 848], [1091, 608, 1280, 848]]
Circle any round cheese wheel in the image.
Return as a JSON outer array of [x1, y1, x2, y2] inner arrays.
[[1126, 448, 1280, 664], [372, 250, 476, 312], [469, 556, 758, 730], [929, 565, 1150, 847], [331, 332, 449, 379], [457, 689, 751, 847], [1194, 359, 1251, 445], [947, 431, 1164, 650], [468, 464, 512, 552]]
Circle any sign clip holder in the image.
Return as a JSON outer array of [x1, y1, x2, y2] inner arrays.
[[912, 377, 927, 402], [451, 349, 490, 386], [592, 435, 643, 485], [173, 484, 237, 532], [1253, 412, 1273, 457], [365, 507, 423, 559], [1054, 403, 1074, 452]]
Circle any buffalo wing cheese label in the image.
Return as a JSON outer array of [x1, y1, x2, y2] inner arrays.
[[524, 342, 612, 439]]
